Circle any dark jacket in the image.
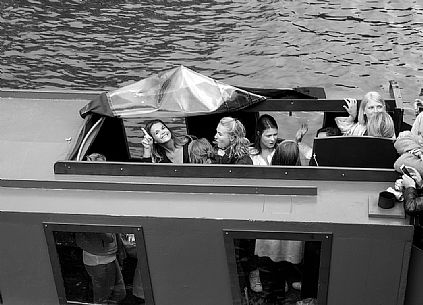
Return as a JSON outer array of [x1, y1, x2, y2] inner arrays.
[[213, 150, 253, 165]]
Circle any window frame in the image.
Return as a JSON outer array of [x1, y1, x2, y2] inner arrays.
[[43, 223, 155, 305], [223, 229, 333, 305]]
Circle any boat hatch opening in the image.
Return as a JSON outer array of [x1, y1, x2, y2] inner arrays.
[[56, 94, 405, 182], [224, 230, 333, 305], [44, 223, 154, 305]]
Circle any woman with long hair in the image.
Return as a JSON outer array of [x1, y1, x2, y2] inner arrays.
[[213, 116, 252, 164], [271, 140, 301, 166], [249, 114, 279, 165], [336, 91, 387, 136], [141, 119, 193, 163]]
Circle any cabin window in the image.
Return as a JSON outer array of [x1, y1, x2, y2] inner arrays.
[[223, 230, 332, 305], [44, 223, 154, 305]]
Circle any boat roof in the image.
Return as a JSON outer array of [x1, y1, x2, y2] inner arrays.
[[0, 94, 88, 180]]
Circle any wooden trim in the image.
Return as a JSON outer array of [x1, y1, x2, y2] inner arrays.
[[244, 98, 396, 112], [389, 80, 403, 109], [54, 161, 399, 182], [0, 178, 317, 196]]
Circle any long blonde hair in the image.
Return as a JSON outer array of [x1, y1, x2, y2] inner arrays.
[[367, 112, 395, 138], [358, 91, 386, 125], [218, 117, 250, 159]]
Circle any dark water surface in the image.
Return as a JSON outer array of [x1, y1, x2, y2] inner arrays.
[[1, 0, 422, 109]]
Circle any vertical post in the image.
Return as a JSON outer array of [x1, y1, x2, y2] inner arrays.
[[389, 80, 404, 109]]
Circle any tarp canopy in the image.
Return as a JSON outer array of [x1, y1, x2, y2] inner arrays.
[[79, 65, 266, 118]]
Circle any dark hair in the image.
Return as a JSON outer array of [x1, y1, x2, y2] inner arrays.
[[271, 140, 301, 166], [144, 119, 188, 162], [253, 114, 279, 153], [316, 126, 342, 137]]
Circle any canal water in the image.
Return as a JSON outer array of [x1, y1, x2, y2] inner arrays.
[[1, 0, 422, 136]]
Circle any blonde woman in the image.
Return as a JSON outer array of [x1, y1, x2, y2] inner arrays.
[[335, 91, 386, 136], [213, 117, 252, 164]]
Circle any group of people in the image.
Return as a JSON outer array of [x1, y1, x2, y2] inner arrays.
[[139, 115, 309, 167], [136, 90, 397, 170]]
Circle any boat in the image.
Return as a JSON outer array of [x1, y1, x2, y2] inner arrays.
[[0, 67, 420, 305]]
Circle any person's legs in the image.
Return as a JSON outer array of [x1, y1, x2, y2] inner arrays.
[[111, 259, 126, 303], [85, 262, 116, 303]]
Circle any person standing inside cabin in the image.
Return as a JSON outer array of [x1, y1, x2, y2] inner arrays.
[[141, 119, 194, 163], [213, 117, 253, 164], [75, 232, 126, 304], [335, 91, 386, 136]]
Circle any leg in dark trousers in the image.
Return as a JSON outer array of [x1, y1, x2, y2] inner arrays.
[[301, 241, 321, 299], [234, 239, 257, 291], [258, 256, 287, 303]]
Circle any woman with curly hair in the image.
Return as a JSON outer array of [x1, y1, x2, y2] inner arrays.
[[213, 116, 252, 164]]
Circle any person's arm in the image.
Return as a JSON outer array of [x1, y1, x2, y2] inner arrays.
[[140, 127, 153, 162], [342, 98, 358, 122], [403, 187, 423, 215], [335, 98, 360, 135]]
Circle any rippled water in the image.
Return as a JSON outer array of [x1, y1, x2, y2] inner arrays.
[[1, 0, 422, 107]]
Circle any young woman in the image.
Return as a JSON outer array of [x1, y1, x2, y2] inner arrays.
[[249, 114, 279, 166], [335, 91, 387, 136], [213, 117, 252, 164], [141, 119, 193, 163]]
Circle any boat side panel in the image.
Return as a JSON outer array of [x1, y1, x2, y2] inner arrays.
[[0, 212, 413, 305]]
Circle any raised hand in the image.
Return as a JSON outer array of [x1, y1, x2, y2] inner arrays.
[[343, 98, 358, 120], [295, 123, 308, 143], [141, 127, 154, 157]]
